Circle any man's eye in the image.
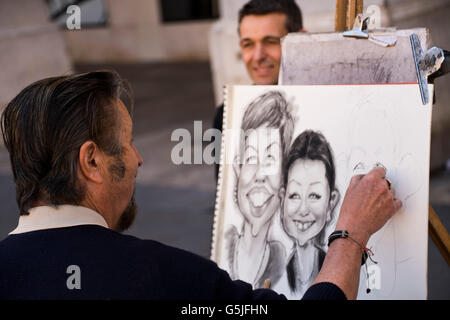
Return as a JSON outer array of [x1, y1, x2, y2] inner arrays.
[[264, 38, 280, 45], [309, 193, 322, 201], [241, 42, 253, 49]]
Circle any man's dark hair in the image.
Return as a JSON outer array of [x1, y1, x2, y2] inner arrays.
[[238, 0, 303, 33], [1, 70, 133, 215], [240, 90, 294, 163]]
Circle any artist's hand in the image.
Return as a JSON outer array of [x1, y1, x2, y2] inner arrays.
[[335, 166, 402, 247]]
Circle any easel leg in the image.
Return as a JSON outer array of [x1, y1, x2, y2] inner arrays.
[[335, 0, 364, 31], [429, 206, 450, 266]]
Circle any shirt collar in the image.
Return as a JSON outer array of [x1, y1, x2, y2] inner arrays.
[[9, 205, 109, 235]]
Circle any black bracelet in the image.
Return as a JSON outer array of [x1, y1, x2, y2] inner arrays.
[[328, 230, 368, 265]]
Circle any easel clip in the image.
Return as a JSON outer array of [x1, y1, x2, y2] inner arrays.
[[343, 14, 369, 38], [410, 33, 448, 105]]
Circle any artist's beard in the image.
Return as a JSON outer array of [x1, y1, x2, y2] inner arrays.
[[115, 192, 137, 232], [108, 154, 138, 232]]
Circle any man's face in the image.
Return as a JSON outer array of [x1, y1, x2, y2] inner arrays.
[[107, 100, 143, 232], [239, 13, 288, 85]]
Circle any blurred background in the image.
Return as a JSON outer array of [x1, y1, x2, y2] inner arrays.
[[0, 0, 448, 299]]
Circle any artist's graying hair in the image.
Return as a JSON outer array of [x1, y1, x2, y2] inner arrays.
[[240, 91, 294, 164], [239, 0, 303, 33], [1, 70, 133, 215]]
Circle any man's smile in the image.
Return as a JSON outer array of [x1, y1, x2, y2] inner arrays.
[[253, 64, 274, 76]]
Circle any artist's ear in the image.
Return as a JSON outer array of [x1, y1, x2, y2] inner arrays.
[[327, 189, 340, 222], [79, 141, 105, 184]]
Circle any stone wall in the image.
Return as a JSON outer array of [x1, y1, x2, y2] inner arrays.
[[0, 0, 72, 112], [63, 0, 213, 63]]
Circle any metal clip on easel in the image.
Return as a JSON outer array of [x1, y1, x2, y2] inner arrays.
[[343, 14, 370, 38], [410, 33, 450, 104]]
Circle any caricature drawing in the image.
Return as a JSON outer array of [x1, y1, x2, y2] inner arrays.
[[225, 91, 294, 288], [213, 84, 431, 299], [274, 130, 340, 298]]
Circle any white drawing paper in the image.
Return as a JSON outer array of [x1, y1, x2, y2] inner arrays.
[[211, 84, 432, 300]]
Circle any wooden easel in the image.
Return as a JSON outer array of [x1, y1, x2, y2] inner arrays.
[[334, 0, 450, 266]]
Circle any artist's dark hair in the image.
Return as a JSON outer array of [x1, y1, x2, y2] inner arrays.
[[283, 130, 336, 193], [240, 90, 294, 162], [238, 0, 303, 33], [1, 70, 133, 215]]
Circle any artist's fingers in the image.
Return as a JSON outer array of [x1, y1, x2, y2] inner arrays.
[[368, 166, 387, 180], [389, 184, 396, 197], [393, 198, 403, 211], [374, 162, 387, 174], [388, 186, 402, 213], [349, 173, 365, 187]]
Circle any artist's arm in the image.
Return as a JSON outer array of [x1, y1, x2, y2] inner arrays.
[[311, 167, 402, 300]]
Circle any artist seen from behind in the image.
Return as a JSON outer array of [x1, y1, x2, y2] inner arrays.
[[0, 71, 401, 299]]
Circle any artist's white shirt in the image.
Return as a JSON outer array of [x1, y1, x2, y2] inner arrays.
[[9, 205, 109, 235]]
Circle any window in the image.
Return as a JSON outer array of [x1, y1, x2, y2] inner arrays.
[[46, 0, 108, 28], [159, 0, 219, 23]]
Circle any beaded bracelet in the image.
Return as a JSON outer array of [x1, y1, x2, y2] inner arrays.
[[328, 230, 373, 265]]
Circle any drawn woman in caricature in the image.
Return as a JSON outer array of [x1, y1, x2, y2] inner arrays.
[[225, 91, 294, 288], [276, 130, 340, 298]]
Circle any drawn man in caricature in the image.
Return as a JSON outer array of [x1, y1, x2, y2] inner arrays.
[[225, 91, 294, 288]]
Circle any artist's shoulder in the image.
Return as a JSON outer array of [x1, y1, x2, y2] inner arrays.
[[84, 228, 214, 270], [121, 234, 209, 263]]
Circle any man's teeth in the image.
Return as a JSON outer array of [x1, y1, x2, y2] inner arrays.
[[249, 192, 269, 208], [295, 221, 314, 231]]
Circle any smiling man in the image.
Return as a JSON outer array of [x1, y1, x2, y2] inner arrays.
[[238, 0, 303, 85]]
